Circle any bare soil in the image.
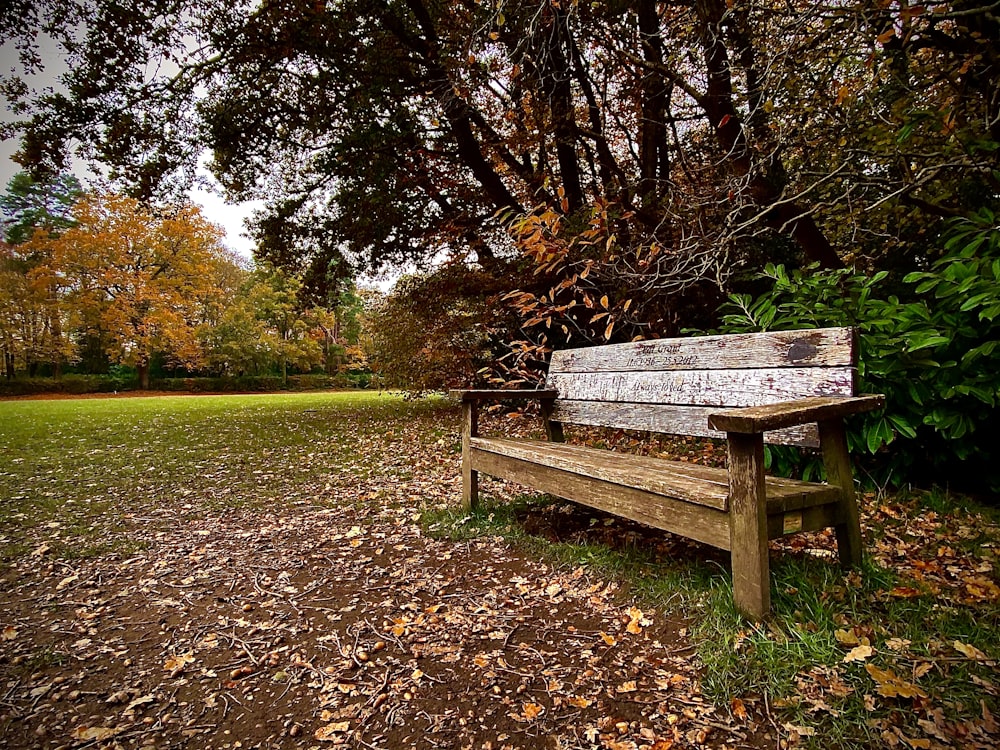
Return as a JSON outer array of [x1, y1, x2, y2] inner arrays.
[[1, 500, 772, 749]]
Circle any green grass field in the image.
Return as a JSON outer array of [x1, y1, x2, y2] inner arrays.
[[0, 391, 455, 561]]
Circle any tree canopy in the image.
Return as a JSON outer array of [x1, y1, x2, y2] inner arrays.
[[5, 1, 996, 304]]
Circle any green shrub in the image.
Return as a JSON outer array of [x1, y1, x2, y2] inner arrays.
[[0, 372, 370, 397], [0, 373, 136, 396], [713, 210, 1000, 493]]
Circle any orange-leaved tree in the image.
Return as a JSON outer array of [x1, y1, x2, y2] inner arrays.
[[31, 193, 230, 388]]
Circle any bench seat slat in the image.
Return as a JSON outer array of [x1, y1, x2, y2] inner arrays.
[[470, 438, 841, 514], [549, 327, 854, 373], [551, 400, 820, 447], [547, 366, 854, 408], [470, 445, 733, 549]]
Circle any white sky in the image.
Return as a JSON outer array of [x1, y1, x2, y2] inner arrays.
[[1, 30, 258, 260], [0, 35, 401, 289], [0, 138, 259, 260]]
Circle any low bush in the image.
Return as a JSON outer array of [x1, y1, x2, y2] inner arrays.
[[712, 210, 1000, 494], [0, 372, 372, 397], [0, 373, 136, 396]]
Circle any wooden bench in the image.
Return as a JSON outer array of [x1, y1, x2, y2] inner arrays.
[[452, 327, 884, 619]]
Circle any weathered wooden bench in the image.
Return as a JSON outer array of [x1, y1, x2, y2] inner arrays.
[[452, 327, 884, 619]]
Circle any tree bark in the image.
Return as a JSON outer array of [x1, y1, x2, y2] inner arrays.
[[637, 0, 670, 205], [694, 0, 844, 269]]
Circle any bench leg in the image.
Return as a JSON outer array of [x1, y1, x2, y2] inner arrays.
[[819, 419, 863, 568], [540, 399, 565, 443], [462, 401, 479, 512], [727, 432, 770, 620]]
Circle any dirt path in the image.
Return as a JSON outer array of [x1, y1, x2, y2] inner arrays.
[[1, 501, 771, 749]]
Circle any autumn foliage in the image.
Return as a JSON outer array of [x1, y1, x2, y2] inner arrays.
[[1, 188, 361, 388]]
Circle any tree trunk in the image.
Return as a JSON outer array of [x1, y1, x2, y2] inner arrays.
[[637, 0, 670, 205], [138, 362, 150, 390], [694, 0, 843, 269]]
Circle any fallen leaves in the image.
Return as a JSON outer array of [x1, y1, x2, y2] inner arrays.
[[625, 605, 651, 635], [843, 644, 874, 663], [953, 640, 991, 661], [163, 652, 195, 676], [866, 664, 929, 700], [70, 725, 119, 741], [3, 395, 998, 749], [314, 720, 351, 742]]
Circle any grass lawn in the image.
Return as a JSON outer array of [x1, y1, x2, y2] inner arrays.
[[0, 391, 454, 559], [1, 391, 998, 749]]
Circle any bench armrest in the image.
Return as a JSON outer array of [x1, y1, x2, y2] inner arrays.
[[708, 394, 885, 434], [450, 389, 559, 402]]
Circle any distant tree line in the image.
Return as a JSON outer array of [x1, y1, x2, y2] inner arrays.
[[0, 173, 366, 388]]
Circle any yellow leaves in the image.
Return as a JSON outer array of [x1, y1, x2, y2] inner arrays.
[[124, 694, 155, 713], [70, 726, 119, 741], [36, 191, 230, 373], [731, 697, 748, 721], [521, 701, 544, 720], [1, 626, 17, 641], [567, 695, 591, 708], [625, 606, 650, 635], [843, 644, 874, 663], [615, 679, 638, 693], [963, 575, 1000, 602], [835, 627, 869, 647], [782, 722, 817, 739], [599, 631, 617, 646], [865, 664, 928, 699], [837, 627, 875, 663], [314, 721, 351, 741], [510, 701, 545, 722], [952, 640, 989, 661], [162, 652, 195, 676], [600, 294, 609, 309]]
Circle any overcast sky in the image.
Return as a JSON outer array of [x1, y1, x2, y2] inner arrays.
[[1, 33, 258, 260], [0, 138, 260, 261]]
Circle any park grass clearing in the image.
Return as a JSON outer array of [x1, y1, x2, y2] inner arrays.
[[0, 391, 454, 561], [1, 391, 998, 749]]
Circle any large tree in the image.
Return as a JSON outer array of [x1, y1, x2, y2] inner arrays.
[[3, 1, 997, 321], [26, 192, 231, 387], [0, 172, 84, 377]]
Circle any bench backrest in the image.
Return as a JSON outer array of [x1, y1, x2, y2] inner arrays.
[[545, 327, 857, 447]]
